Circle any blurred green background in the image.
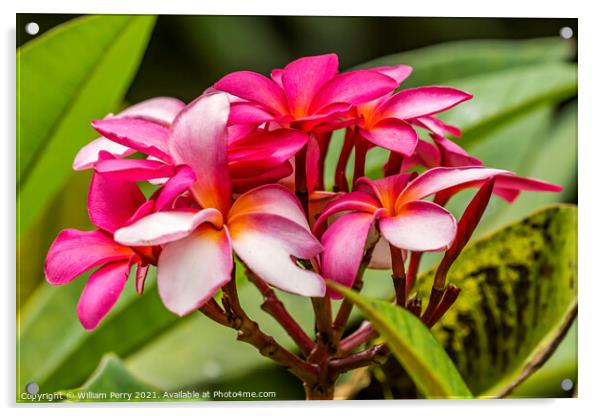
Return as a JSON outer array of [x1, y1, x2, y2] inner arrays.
[[16, 15, 577, 401]]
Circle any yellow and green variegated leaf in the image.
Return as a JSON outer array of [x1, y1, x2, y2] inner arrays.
[[377, 205, 577, 398], [328, 282, 473, 399]]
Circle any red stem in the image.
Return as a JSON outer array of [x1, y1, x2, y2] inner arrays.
[[334, 127, 354, 192]]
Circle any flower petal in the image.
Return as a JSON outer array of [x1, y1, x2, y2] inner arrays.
[[94, 158, 175, 181], [73, 137, 136, 171], [372, 64, 413, 84], [231, 162, 293, 194], [401, 139, 442, 170], [91, 118, 171, 161], [114, 209, 223, 246], [158, 225, 233, 315], [169, 92, 232, 213], [282, 53, 339, 117], [88, 166, 147, 233], [155, 166, 196, 211], [356, 174, 413, 213], [310, 70, 398, 113], [45, 230, 134, 285], [77, 260, 131, 330], [228, 184, 309, 230], [229, 213, 325, 297], [378, 86, 472, 120], [397, 166, 507, 208], [118, 97, 185, 125], [214, 71, 288, 114], [228, 101, 275, 126], [380, 200, 457, 252], [358, 118, 418, 156], [312, 191, 381, 237], [321, 212, 377, 298]]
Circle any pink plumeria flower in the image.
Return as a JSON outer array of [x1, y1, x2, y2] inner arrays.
[[45, 168, 157, 330], [89, 105, 310, 195], [73, 97, 186, 171], [112, 93, 325, 316], [314, 166, 562, 297], [214, 53, 399, 133]]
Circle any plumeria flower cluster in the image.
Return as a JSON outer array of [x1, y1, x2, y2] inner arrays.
[[45, 53, 561, 397]]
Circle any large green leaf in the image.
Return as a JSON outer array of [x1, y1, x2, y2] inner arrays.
[[57, 354, 159, 403], [17, 15, 156, 237], [328, 282, 473, 398], [357, 37, 574, 87], [376, 205, 577, 398]]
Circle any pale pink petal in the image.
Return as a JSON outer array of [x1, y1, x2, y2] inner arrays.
[[169, 92, 231, 213], [358, 118, 418, 156], [214, 71, 288, 114], [45, 230, 134, 285], [378, 86, 473, 120], [229, 214, 324, 297], [282, 53, 339, 117], [87, 167, 147, 233], [135, 264, 150, 294], [321, 212, 377, 298], [380, 200, 457, 252], [367, 237, 392, 269], [73, 137, 135, 171], [158, 225, 233, 315], [114, 209, 224, 246], [228, 184, 309, 230], [118, 97, 185, 125], [94, 158, 175, 181], [372, 64, 413, 84], [91, 118, 171, 162], [77, 260, 131, 330], [155, 166, 196, 211], [310, 70, 398, 113], [397, 166, 507, 208]]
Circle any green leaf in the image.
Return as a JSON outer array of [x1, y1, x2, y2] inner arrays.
[[17, 15, 156, 237], [57, 354, 159, 402], [357, 37, 574, 86], [328, 282, 473, 399], [378, 205, 577, 398]]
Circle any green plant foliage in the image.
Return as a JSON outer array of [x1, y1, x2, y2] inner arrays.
[[58, 354, 159, 402], [328, 282, 473, 398], [375, 205, 577, 398], [17, 15, 156, 237]]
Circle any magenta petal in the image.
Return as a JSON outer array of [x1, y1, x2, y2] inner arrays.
[[398, 166, 507, 207], [73, 137, 136, 171], [94, 158, 175, 181], [231, 162, 293, 194], [229, 184, 309, 230], [88, 167, 147, 233], [228, 101, 275, 126], [158, 225, 233, 316], [414, 115, 461, 138], [118, 97, 185, 125], [312, 191, 381, 236], [155, 166, 196, 211], [115, 208, 224, 246], [311, 70, 398, 113], [321, 212, 377, 299], [431, 135, 482, 167], [214, 71, 288, 114], [91, 118, 171, 162], [378, 86, 472, 120], [356, 174, 413, 212], [372, 64, 413, 84], [282, 53, 339, 117], [230, 213, 325, 297], [77, 260, 131, 330], [359, 118, 418, 156], [381, 200, 457, 252], [45, 230, 134, 285], [169, 92, 232, 213]]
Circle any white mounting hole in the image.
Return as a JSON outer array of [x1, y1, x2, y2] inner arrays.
[[25, 22, 40, 35], [560, 378, 574, 391], [559, 26, 573, 40]]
